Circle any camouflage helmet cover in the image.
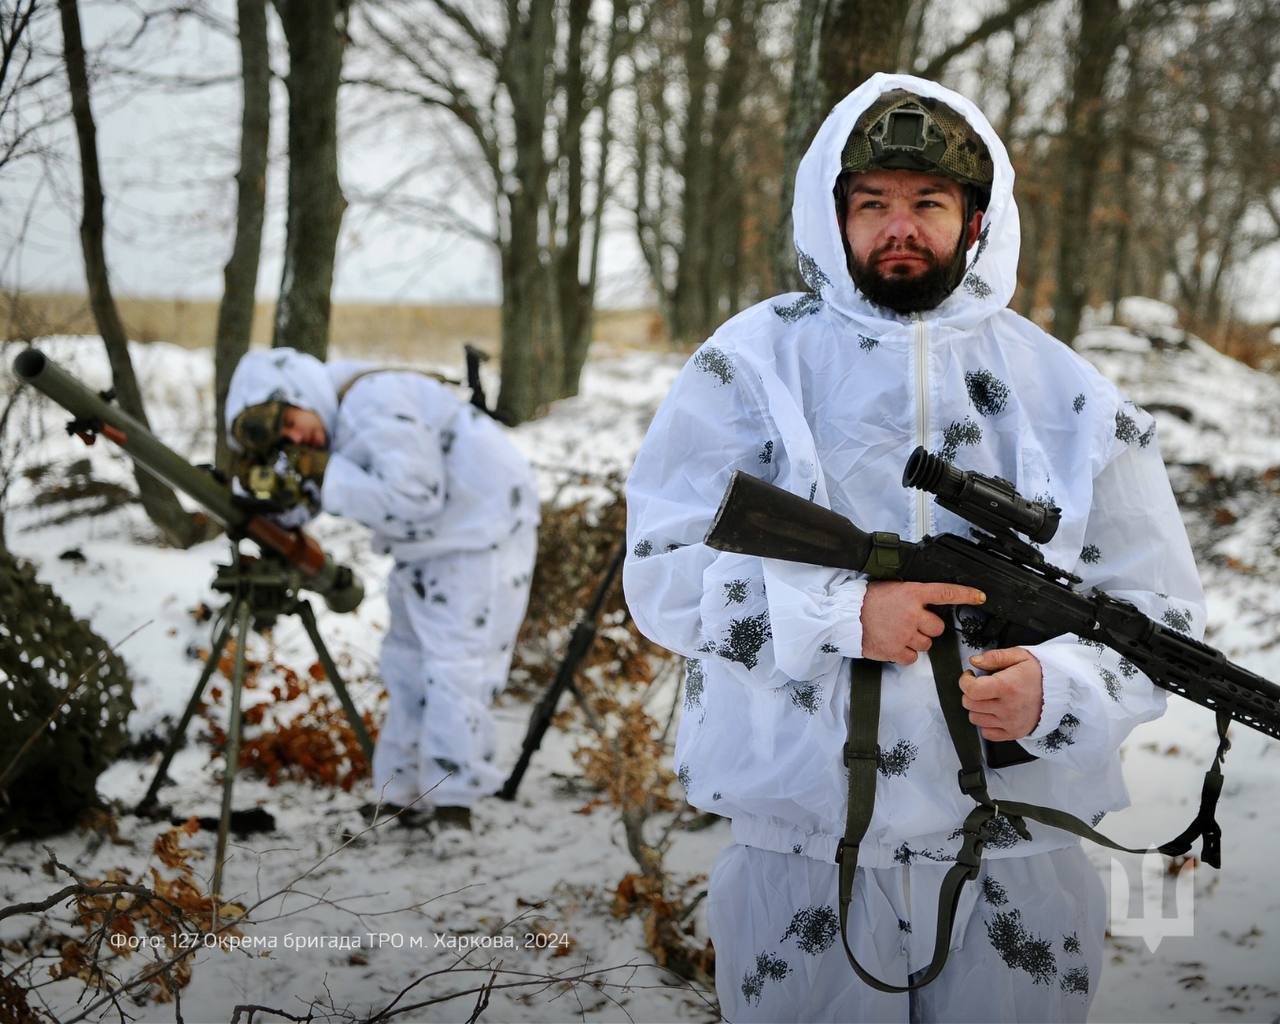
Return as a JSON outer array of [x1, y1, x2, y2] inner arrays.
[[841, 89, 994, 192], [230, 399, 288, 457]]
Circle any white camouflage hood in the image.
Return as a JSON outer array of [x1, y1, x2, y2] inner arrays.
[[224, 348, 340, 451], [792, 72, 1019, 335]]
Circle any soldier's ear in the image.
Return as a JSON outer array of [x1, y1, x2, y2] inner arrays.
[[966, 208, 983, 249]]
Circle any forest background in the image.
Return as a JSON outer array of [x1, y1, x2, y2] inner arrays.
[[3, 0, 1280, 447], [2, 1, 1280, 1017]]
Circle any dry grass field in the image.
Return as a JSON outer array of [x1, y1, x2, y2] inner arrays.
[[2, 292, 668, 362]]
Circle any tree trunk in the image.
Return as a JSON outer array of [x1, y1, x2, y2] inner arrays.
[[271, 0, 348, 359], [556, 0, 591, 400], [774, 0, 823, 292], [495, 0, 558, 425], [57, 0, 210, 548], [668, 1, 714, 346], [1051, 0, 1122, 347], [214, 0, 270, 473], [775, 0, 908, 292]]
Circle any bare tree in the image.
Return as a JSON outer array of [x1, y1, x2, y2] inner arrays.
[[270, 0, 349, 359], [351, 0, 631, 424], [1051, 0, 1123, 346], [213, 0, 270, 473], [56, 0, 211, 548], [633, 0, 782, 346]]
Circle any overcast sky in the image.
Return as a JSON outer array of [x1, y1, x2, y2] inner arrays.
[[4, 2, 1277, 323], [2, 2, 650, 308]]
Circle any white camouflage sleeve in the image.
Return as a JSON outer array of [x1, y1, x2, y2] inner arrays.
[[624, 342, 866, 692], [1023, 403, 1205, 769], [321, 399, 448, 538]]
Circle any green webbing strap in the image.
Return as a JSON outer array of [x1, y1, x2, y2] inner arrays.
[[863, 532, 904, 580], [836, 623, 1229, 993], [991, 710, 1230, 868], [336, 366, 459, 403], [838, 626, 1007, 993]]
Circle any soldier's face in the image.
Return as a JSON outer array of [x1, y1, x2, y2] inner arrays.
[[843, 169, 981, 312], [280, 406, 327, 448]]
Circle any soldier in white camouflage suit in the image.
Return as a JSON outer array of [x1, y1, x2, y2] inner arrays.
[[227, 348, 537, 842], [624, 74, 1205, 1022]]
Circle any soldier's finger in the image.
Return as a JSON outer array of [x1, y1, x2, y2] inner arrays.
[[961, 689, 1000, 711], [958, 672, 999, 700], [920, 583, 986, 607], [970, 647, 1029, 671], [919, 612, 946, 638], [910, 633, 933, 653]]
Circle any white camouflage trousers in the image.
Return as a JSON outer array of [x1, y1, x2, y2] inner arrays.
[[373, 528, 537, 809], [708, 843, 1105, 1023]]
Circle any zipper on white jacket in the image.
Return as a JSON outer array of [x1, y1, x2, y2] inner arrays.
[[913, 314, 929, 539]]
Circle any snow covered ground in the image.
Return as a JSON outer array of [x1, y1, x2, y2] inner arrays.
[[2, 301, 1279, 1022]]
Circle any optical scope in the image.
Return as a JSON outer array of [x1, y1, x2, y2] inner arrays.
[[902, 446, 1060, 544]]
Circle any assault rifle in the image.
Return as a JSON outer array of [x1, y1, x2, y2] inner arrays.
[[705, 446, 1280, 750], [705, 445, 1280, 993], [498, 543, 625, 800]]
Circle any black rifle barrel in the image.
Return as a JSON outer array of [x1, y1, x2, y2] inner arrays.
[[498, 543, 626, 800], [13, 348, 363, 613]]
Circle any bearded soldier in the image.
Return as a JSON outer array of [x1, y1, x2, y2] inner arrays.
[[624, 74, 1204, 1021], [226, 349, 538, 845]]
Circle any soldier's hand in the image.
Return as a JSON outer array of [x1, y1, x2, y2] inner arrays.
[[959, 647, 1044, 741], [859, 581, 986, 665]]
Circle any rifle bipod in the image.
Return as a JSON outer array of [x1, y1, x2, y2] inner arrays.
[[135, 541, 375, 901], [498, 543, 626, 801]]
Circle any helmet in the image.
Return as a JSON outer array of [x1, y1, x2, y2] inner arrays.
[[229, 399, 328, 516], [841, 89, 993, 205], [230, 398, 288, 456]]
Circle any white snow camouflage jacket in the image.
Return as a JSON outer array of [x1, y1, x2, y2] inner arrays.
[[623, 73, 1206, 869], [226, 349, 538, 559]]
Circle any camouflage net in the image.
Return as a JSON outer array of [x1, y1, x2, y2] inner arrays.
[[0, 547, 134, 837]]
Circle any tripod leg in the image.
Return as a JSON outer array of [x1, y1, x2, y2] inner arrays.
[[297, 600, 375, 764], [212, 600, 252, 902], [136, 601, 237, 814]]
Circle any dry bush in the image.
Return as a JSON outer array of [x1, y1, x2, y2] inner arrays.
[[5, 821, 242, 1014], [196, 638, 380, 791], [513, 486, 711, 985]]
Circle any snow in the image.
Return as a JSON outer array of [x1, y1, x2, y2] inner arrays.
[[3, 319, 1280, 1022]]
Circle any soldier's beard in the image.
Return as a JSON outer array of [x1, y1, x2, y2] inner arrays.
[[849, 233, 967, 314]]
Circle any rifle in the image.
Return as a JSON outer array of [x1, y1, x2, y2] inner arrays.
[[704, 446, 1280, 993], [498, 543, 625, 800], [705, 446, 1280, 746]]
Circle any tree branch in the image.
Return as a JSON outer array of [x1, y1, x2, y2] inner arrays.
[[920, 0, 1051, 79]]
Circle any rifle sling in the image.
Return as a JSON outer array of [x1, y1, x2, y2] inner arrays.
[[336, 366, 461, 402], [836, 620, 1230, 993]]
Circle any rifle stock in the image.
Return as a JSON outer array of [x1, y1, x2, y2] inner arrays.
[[707, 471, 873, 571]]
